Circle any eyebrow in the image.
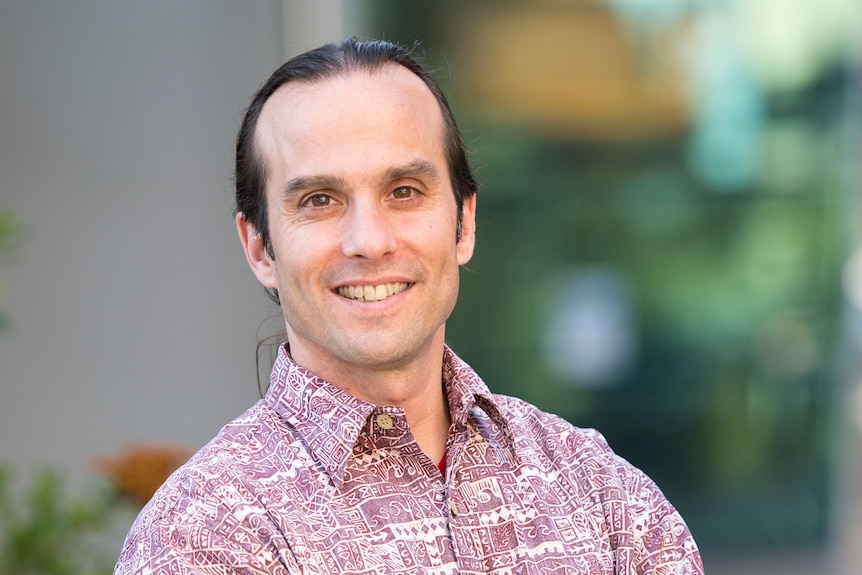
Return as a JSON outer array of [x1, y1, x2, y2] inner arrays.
[[281, 174, 346, 200], [280, 159, 443, 200], [383, 159, 442, 186]]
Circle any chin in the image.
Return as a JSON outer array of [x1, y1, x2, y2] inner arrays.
[[335, 333, 430, 369]]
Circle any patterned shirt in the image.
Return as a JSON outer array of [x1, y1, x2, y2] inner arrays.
[[115, 345, 703, 574]]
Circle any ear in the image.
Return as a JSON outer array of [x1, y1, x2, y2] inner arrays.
[[236, 213, 278, 290], [456, 194, 477, 266]]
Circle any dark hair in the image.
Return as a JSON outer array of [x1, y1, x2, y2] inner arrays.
[[234, 37, 479, 303]]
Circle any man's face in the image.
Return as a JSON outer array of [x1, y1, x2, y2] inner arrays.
[[238, 65, 476, 380]]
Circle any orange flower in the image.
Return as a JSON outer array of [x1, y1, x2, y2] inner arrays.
[[96, 443, 191, 507]]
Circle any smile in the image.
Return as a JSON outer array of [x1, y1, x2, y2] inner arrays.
[[337, 282, 410, 303]]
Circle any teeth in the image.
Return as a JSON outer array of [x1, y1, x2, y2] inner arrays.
[[338, 282, 409, 302]]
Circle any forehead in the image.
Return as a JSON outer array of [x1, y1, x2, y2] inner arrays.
[[254, 65, 447, 179]]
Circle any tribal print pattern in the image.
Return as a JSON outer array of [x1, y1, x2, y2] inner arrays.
[[115, 345, 703, 574]]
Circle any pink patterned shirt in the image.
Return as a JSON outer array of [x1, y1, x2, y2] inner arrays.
[[115, 345, 703, 574]]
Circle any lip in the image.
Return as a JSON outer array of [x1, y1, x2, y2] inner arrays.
[[333, 276, 413, 289], [331, 278, 414, 305]]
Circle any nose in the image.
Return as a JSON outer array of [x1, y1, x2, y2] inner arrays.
[[341, 201, 397, 259]]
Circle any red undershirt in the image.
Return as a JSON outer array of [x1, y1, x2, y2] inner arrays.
[[437, 452, 447, 476]]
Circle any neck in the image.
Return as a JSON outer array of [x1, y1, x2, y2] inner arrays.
[[287, 336, 451, 463]]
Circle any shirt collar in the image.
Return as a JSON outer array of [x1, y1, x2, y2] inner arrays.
[[264, 343, 511, 486], [441, 346, 508, 430]]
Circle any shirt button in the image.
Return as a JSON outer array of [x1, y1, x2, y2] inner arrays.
[[376, 413, 394, 430], [448, 500, 459, 517]]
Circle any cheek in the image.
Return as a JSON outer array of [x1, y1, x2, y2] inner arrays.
[[271, 227, 338, 284], [413, 222, 459, 263]]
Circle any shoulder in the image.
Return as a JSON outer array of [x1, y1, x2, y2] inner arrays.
[[118, 402, 295, 552], [491, 394, 703, 572], [491, 393, 675, 523], [116, 403, 302, 573], [491, 393, 616, 464]]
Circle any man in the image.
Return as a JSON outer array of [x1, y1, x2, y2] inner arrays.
[[115, 38, 703, 574]]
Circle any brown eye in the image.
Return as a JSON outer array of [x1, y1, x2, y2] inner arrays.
[[306, 193, 331, 207], [392, 186, 416, 199]]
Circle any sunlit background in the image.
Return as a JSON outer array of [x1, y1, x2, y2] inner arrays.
[[1, 1, 860, 573]]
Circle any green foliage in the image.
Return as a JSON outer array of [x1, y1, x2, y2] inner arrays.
[[0, 466, 119, 575], [0, 211, 17, 252], [0, 209, 21, 331]]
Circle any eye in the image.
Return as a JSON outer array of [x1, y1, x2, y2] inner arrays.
[[391, 186, 417, 200], [304, 193, 332, 207]]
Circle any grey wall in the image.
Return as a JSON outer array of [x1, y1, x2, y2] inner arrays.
[[0, 1, 352, 479]]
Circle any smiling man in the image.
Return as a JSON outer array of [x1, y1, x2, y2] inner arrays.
[[115, 38, 703, 575]]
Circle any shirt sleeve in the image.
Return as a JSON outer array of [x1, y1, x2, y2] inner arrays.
[[114, 519, 300, 575], [608, 449, 704, 575], [638, 470, 701, 573]]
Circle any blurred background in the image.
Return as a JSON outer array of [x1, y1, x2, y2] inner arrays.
[[0, 0, 859, 573]]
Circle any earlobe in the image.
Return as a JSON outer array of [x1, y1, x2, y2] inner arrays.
[[456, 194, 477, 266], [236, 213, 278, 289]]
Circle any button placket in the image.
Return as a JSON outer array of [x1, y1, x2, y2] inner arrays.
[[375, 413, 394, 430]]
